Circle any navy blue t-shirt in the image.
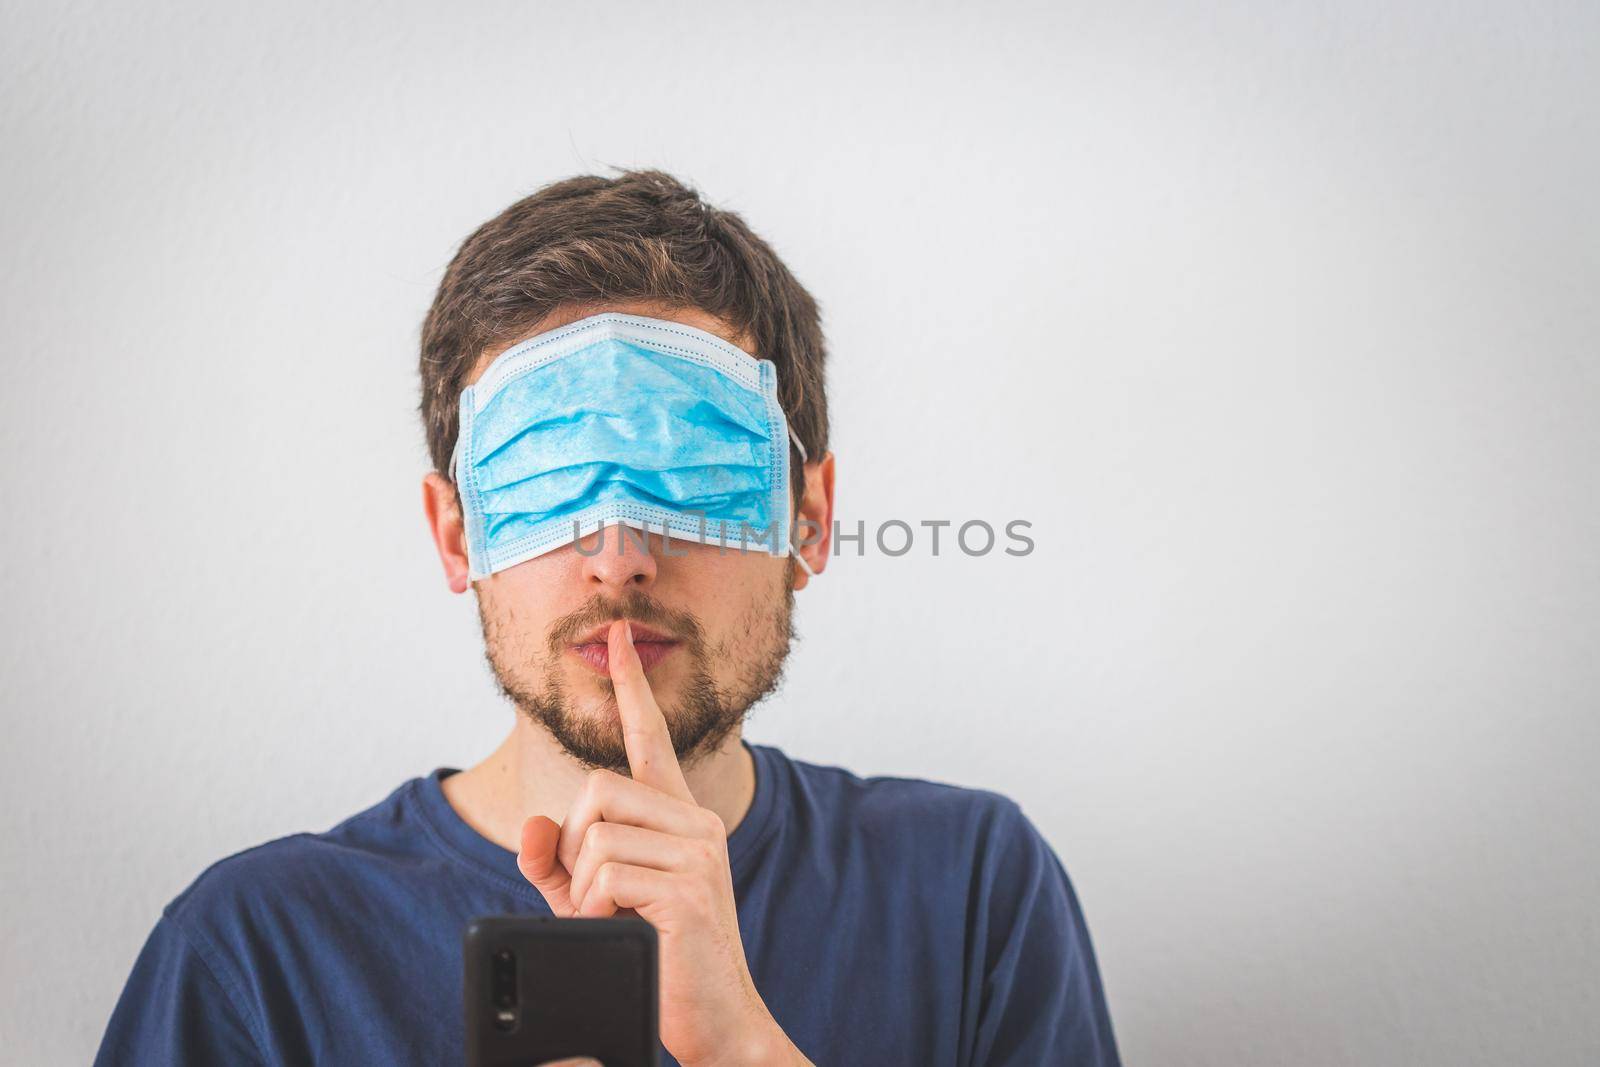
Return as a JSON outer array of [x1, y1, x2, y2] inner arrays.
[[94, 742, 1119, 1065]]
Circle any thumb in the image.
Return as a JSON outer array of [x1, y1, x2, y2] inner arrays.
[[516, 815, 576, 916]]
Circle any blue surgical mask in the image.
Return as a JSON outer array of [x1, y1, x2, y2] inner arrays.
[[451, 312, 811, 580]]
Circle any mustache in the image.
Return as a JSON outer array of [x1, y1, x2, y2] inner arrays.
[[545, 590, 706, 655]]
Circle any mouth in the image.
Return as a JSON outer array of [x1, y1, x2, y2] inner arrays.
[[566, 621, 680, 677]]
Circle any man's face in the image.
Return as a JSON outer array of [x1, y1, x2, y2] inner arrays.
[[460, 304, 800, 774]]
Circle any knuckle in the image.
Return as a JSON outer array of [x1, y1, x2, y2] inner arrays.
[[594, 862, 615, 894], [584, 821, 614, 852], [578, 771, 616, 812]]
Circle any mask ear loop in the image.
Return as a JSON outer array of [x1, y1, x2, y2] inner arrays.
[[789, 540, 817, 577], [786, 427, 817, 577], [450, 398, 487, 580]]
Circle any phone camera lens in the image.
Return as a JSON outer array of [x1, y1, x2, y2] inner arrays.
[[490, 947, 518, 1026]]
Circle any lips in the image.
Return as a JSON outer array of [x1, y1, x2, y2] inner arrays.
[[567, 621, 680, 677]]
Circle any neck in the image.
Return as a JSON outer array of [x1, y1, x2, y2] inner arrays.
[[440, 717, 757, 854]]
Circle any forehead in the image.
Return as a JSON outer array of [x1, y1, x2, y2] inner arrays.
[[465, 301, 753, 387]]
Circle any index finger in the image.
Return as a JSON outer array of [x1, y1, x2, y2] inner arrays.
[[608, 619, 695, 802]]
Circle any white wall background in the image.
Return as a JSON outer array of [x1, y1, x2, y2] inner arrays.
[[3, 1, 1597, 1063]]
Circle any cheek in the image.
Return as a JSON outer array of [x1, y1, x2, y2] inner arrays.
[[476, 560, 572, 639], [672, 546, 782, 612], [671, 549, 790, 656]]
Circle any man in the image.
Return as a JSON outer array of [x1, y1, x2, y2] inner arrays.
[[94, 170, 1120, 1065]]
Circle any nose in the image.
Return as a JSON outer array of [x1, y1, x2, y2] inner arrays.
[[577, 522, 658, 593]]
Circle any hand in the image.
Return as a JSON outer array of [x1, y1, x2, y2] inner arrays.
[[516, 620, 810, 1067]]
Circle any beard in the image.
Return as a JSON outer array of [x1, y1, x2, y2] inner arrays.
[[477, 559, 797, 774]]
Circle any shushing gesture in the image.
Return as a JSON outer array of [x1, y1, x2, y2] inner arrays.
[[516, 621, 810, 1067]]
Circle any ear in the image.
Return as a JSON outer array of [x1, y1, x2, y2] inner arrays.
[[422, 471, 471, 594], [790, 451, 835, 591]]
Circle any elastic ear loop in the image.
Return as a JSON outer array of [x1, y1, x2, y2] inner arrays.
[[786, 428, 817, 578], [448, 414, 484, 580]]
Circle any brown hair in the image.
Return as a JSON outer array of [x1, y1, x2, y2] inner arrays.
[[418, 169, 828, 489]]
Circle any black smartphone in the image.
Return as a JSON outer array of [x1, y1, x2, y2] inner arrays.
[[464, 915, 659, 1067]]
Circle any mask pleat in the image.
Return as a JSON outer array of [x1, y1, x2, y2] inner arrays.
[[474, 410, 764, 490], [480, 461, 766, 516], [472, 342, 770, 462]]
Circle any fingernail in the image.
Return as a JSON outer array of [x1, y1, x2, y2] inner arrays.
[[623, 620, 633, 643]]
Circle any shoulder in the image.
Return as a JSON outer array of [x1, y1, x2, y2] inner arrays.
[[162, 777, 433, 938], [768, 743, 1024, 823], [756, 744, 1041, 872]]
